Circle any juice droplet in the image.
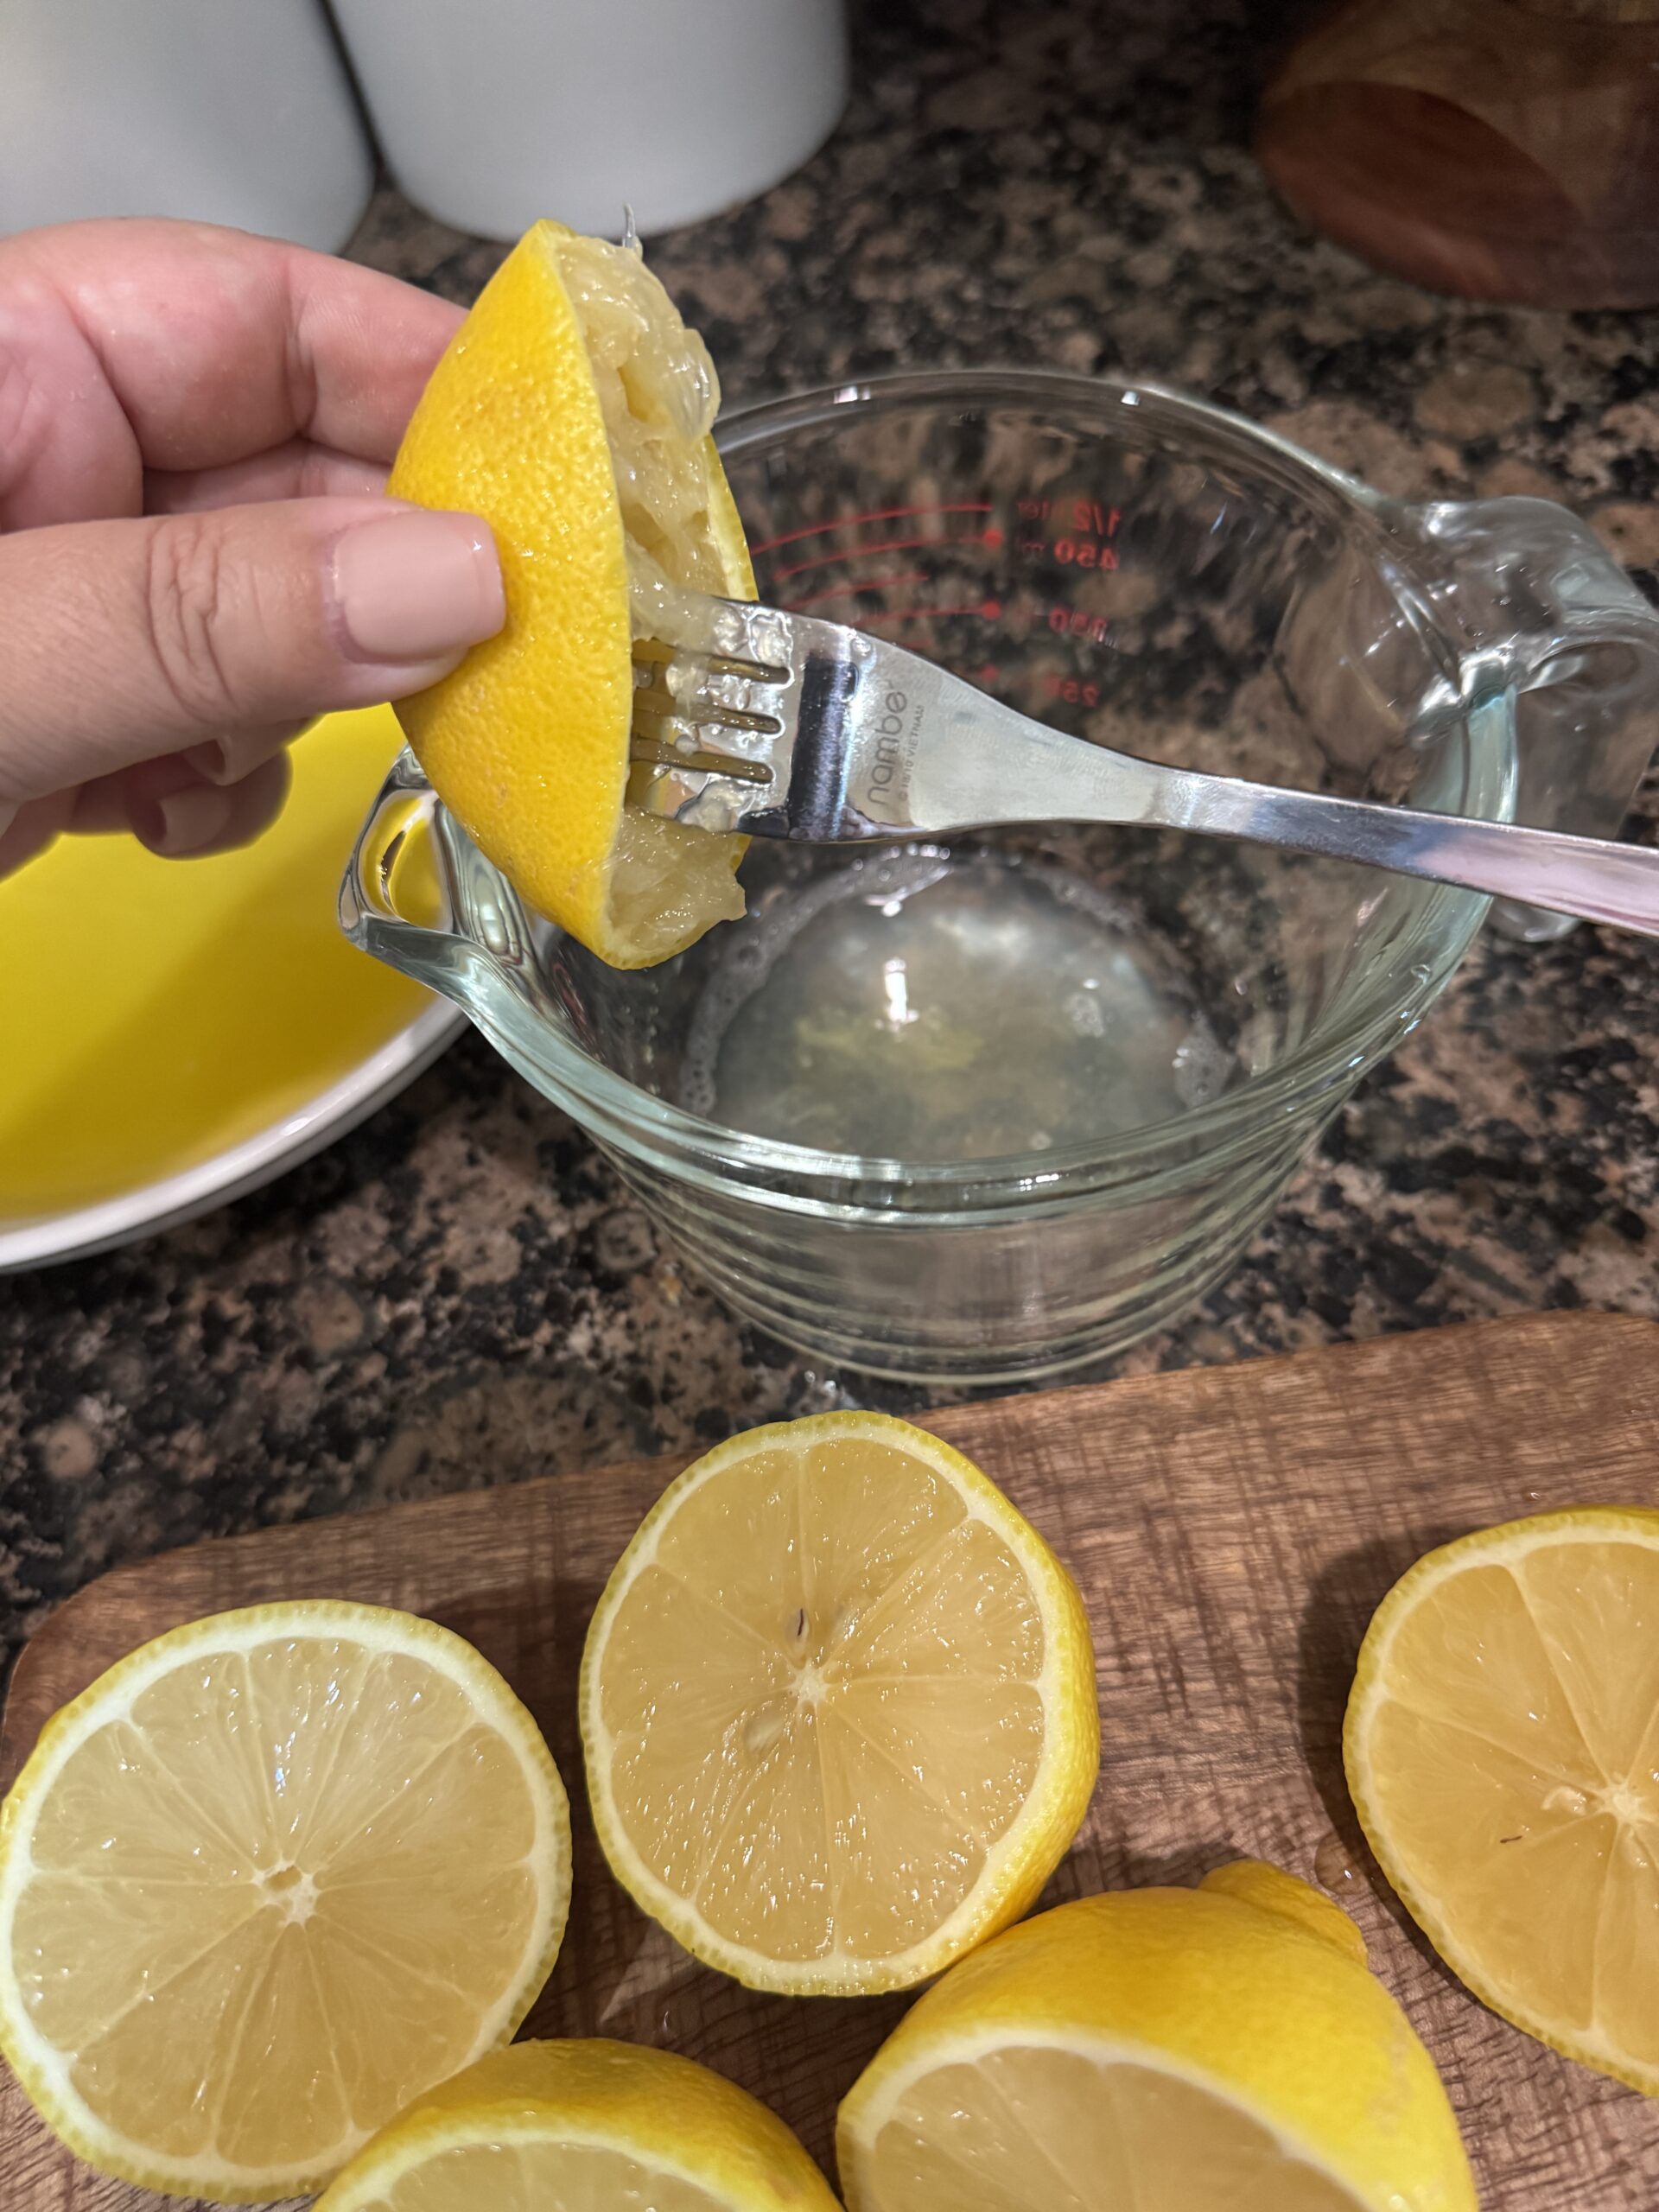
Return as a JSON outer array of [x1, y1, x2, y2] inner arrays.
[[1313, 1833, 1363, 1896]]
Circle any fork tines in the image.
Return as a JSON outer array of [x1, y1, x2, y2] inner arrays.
[[628, 632, 788, 776]]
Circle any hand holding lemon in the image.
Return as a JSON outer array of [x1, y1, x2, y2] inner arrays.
[[0, 212, 744, 981], [387, 218, 758, 966], [0, 219, 502, 880]]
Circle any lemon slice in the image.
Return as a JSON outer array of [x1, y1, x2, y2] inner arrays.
[[389, 219, 755, 969], [1345, 1505, 1659, 2095], [0, 1601, 571, 2200], [314, 2037, 840, 2212], [836, 1863, 1477, 2212], [580, 1410, 1099, 1995]]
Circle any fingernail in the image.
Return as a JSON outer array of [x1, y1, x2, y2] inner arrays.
[[180, 739, 232, 785], [141, 785, 235, 855], [332, 510, 505, 666], [181, 728, 297, 787]]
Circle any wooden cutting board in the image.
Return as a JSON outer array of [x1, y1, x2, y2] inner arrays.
[[5, 1312, 1659, 2210]]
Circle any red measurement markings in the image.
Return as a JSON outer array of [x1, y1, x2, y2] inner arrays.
[[1048, 608, 1110, 643], [772, 526, 1003, 582], [1017, 499, 1122, 534], [748, 501, 993, 557], [1015, 497, 1121, 568], [1040, 538, 1118, 569], [1044, 673, 1101, 708]]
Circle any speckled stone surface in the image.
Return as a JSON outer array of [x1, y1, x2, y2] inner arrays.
[[3, 0, 1657, 1675]]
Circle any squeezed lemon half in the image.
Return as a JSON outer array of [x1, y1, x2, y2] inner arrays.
[[389, 219, 755, 968]]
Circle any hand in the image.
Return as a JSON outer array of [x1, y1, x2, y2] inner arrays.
[[0, 219, 505, 878]]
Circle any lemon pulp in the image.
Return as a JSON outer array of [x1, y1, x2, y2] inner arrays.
[[355, 2143, 734, 2209], [0, 706, 427, 1221], [865, 2050, 1372, 2209], [0, 1602, 570, 2199], [580, 1411, 1099, 1994], [1345, 1507, 1659, 2094], [571, 230, 754, 952]]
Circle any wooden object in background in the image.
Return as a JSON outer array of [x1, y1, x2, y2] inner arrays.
[[1257, 0, 1659, 307], [3, 1312, 1659, 2210]]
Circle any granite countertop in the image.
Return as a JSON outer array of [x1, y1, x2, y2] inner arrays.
[[3, 0, 1656, 1675]]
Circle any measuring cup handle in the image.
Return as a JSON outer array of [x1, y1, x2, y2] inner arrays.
[[340, 746, 539, 1031], [1409, 495, 1659, 943], [339, 744, 446, 938]]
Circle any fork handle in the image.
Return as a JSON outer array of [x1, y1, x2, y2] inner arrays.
[[1150, 773, 1659, 938]]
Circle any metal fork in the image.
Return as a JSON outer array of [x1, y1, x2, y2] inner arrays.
[[628, 594, 1659, 938]]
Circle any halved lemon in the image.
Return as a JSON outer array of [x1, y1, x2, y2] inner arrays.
[[389, 219, 755, 969], [314, 2037, 841, 2212], [580, 1410, 1099, 1995], [836, 1862, 1477, 2212], [0, 1601, 571, 2200], [1345, 1506, 1659, 2095]]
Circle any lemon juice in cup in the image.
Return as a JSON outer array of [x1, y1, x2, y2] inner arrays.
[[676, 842, 1234, 1161], [346, 229, 1659, 1382]]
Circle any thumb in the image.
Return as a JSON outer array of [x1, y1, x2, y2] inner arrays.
[[0, 497, 503, 806]]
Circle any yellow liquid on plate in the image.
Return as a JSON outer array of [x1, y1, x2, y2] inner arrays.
[[0, 707, 431, 1223]]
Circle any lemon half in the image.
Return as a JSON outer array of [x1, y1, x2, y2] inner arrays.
[[580, 1410, 1099, 1995], [1346, 1506, 1659, 2094], [314, 2037, 840, 2212], [0, 1601, 570, 2199], [836, 1863, 1477, 2212], [389, 219, 754, 969]]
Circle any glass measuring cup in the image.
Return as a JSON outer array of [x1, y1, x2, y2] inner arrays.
[[343, 371, 1659, 1382]]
